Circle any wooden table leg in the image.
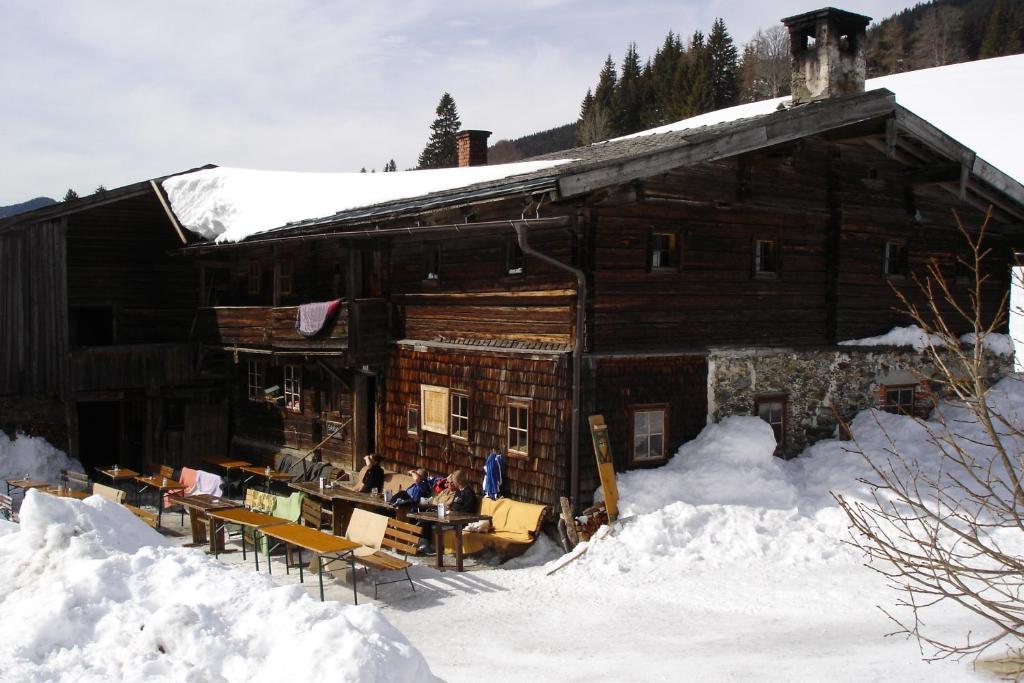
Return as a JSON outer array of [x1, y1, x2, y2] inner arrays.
[[454, 524, 464, 572], [435, 525, 444, 570]]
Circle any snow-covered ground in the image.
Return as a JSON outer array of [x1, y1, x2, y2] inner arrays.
[[3, 377, 1022, 681]]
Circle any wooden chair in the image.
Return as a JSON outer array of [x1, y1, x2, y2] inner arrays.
[[300, 497, 332, 531], [92, 483, 126, 504], [346, 509, 417, 599], [63, 470, 91, 493]]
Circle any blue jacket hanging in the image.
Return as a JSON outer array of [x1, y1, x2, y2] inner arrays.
[[483, 452, 503, 500]]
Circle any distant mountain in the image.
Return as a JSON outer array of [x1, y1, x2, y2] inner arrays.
[[488, 123, 577, 163], [0, 196, 57, 219]]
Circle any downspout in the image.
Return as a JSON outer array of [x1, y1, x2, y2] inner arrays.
[[512, 219, 585, 514]]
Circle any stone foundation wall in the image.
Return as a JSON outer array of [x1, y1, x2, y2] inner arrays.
[[0, 395, 68, 450], [708, 346, 1013, 455]]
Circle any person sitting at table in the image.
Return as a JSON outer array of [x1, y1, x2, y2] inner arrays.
[[389, 468, 435, 506], [358, 454, 385, 494], [449, 469, 478, 513]]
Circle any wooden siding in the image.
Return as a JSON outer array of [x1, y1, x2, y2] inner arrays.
[[0, 220, 68, 395], [70, 344, 194, 392], [65, 192, 197, 344], [380, 344, 571, 506]]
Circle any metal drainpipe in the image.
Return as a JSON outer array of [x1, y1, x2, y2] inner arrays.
[[512, 220, 585, 514]]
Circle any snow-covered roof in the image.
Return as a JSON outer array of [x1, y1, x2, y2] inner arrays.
[[616, 53, 1024, 185], [164, 55, 1024, 245]]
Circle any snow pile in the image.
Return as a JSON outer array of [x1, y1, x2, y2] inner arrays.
[[576, 376, 1024, 579], [615, 54, 1024, 185], [0, 490, 437, 682], [163, 160, 572, 243], [0, 431, 83, 485], [960, 331, 1015, 356], [838, 324, 946, 350]]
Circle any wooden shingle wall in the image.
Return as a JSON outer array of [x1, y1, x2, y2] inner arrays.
[[380, 344, 571, 505]]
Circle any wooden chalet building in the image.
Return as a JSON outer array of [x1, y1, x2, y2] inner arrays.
[[0, 171, 225, 473], [3, 8, 1023, 510]]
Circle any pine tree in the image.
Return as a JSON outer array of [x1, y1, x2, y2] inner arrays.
[[647, 31, 684, 126], [683, 32, 714, 116], [979, 0, 1023, 58], [707, 18, 739, 110], [360, 167, 367, 173], [94, 185, 107, 194], [612, 43, 645, 135], [416, 92, 462, 169], [869, 20, 908, 75], [63, 188, 79, 202], [577, 56, 618, 144], [575, 89, 595, 145], [383, 159, 397, 172]]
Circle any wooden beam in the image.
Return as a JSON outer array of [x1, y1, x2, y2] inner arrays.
[[557, 91, 896, 199], [149, 180, 189, 245]]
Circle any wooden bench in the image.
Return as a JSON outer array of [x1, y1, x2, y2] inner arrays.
[[345, 508, 418, 599], [63, 469, 91, 493], [92, 482, 126, 504], [126, 504, 158, 528], [443, 497, 549, 560]]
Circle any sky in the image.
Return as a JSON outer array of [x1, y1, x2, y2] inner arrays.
[[0, 0, 909, 205]]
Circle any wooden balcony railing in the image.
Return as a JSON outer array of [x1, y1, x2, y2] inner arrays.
[[195, 300, 388, 364]]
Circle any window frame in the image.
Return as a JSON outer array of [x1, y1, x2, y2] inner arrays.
[[424, 244, 442, 281], [753, 394, 787, 449], [753, 239, 780, 277], [450, 391, 470, 441], [505, 239, 526, 277], [506, 398, 531, 457], [883, 239, 908, 278], [406, 405, 420, 435], [247, 359, 266, 402], [247, 260, 262, 295], [648, 230, 681, 272], [883, 384, 917, 415], [628, 403, 669, 465], [277, 256, 294, 296], [420, 384, 450, 434], [283, 364, 302, 413]]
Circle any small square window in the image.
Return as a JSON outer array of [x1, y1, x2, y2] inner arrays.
[[506, 240, 525, 276], [247, 360, 266, 401], [630, 405, 668, 464], [507, 399, 530, 456], [755, 396, 786, 447], [424, 245, 442, 281], [754, 240, 779, 275], [450, 392, 469, 440], [650, 232, 679, 270], [884, 385, 916, 415], [283, 365, 301, 413], [407, 405, 420, 435], [247, 260, 261, 295], [884, 240, 907, 277]]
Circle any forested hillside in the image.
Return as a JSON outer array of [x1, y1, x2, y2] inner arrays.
[[488, 0, 1023, 161]]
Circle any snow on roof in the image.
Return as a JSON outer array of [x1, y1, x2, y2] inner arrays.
[[615, 54, 1024, 185], [163, 160, 571, 244], [165, 55, 1022, 246]]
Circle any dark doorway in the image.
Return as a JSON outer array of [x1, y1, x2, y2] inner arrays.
[[69, 305, 115, 346], [76, 401, 120, 472]]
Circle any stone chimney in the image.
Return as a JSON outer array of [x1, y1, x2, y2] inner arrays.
[[456, 130, 491, 167], [782, 7, 871, 104]]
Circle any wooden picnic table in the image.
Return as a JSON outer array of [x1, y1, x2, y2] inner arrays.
[[41, 486, 90, 500], [96, 467, 140, 495], [407, 510, 493, 572], [260, 523, 361, 603], [240, 465, 294, 493], [166, 493, 242, 552], [133, 475, 187, 529], [289, 480, 397, 534], [207, 507, 290, 571], [203, 456, 252, 494], [5, 479, 50, 496]]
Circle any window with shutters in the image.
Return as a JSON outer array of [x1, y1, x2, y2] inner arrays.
[[420, 385, 450, 434]]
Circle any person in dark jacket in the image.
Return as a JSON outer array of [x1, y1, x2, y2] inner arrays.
[[449, 469, 477, 513], [358, 454, 385, 494], [390, 468, 433, 505]]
